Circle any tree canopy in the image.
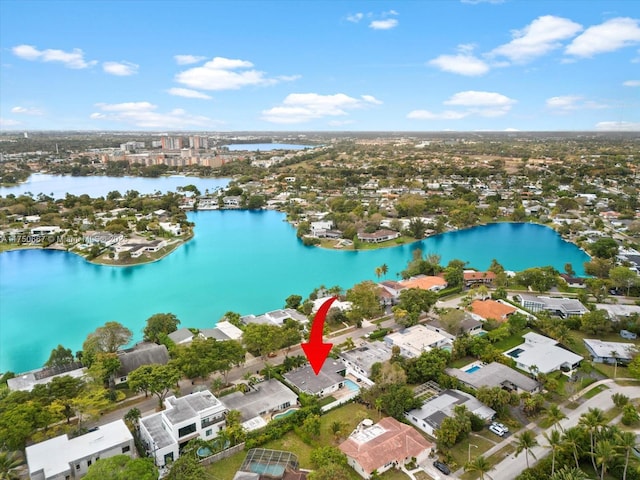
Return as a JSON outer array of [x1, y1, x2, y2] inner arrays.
[[84, 455, 157, 480], [143, 313, 180, 343]]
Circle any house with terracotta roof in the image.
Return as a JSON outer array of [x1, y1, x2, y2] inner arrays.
[[399, 275, 448, 292], [463, 271, 496, 288], [339, 417, 433, 479], [470, 299, 517, 323]]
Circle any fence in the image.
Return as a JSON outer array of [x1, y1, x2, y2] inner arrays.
[[200, 442, 246, 467]]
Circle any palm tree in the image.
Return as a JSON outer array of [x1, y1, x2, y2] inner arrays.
[[561, 427, 583, 470], [380, 264, 388, 277], [545, 404, 568, 432], [343, 337, 356, 351], [616, 431, 636, 480], [594, 440, 617, 480], [515, 430, 539, 469], [375, 266, 383, 279], [549, 466, 588, 480], [0, 449, 24, 480], [578, 407, 606, 473], [544, 429, 563, 475], [464, 455, 492, 480], [330, 420, 347, 443]]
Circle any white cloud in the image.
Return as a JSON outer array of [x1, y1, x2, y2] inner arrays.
[[0, 118, 21, 127], [566, 17, 640, 57], [328, 119, 356, 126], [12, 44, 96, 69], [175, 56, 295, 91], [346, 12, 364, 23], [429, 45, 490, 76], [262, 92, 381, 124], [490, 15, 583, 63], [623, 80, 640, 87], [408, 90, 516, 120], [174, 54, 207, 65], [595, 121, 640, 131], [369, 19, 398, 30], [546, 95, 609, 112], [103, 61, 139, 76], [11, 106, 43, 115], [91, 101, 214, 128], [167, 88, 212, 99], [407, 110, 468, 120]]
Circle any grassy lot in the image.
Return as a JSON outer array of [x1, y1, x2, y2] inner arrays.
[[492, 328, 533, 352], [206, 450, 246, 480], [379, 469, 412, 480], [459, 443, 515, 480], [443, 434, 496, 472], [451, 356, 476, 369]]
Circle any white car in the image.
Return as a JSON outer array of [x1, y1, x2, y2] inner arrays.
[[489, 424, 506, 436], [491, 422, 509, 433]]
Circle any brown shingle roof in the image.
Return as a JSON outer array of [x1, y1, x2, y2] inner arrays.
[[339, 417, 432, 475]]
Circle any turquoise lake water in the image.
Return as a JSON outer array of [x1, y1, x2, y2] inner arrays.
[[0, 212, 589, 373]]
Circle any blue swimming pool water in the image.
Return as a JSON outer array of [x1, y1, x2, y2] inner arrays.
[[273, 408, 299, 420], [465, 365, 482, 374], [345, 379, 360, 391], [507, 348, 524, 358]]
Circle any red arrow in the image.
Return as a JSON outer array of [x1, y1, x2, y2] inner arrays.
[[301, 296, 337, 375]]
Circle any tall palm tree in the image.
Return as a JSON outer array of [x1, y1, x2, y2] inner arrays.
[[561, 427, 583, 470], [374, 266, 383, 279], [545, 403, 568, 432], [616, 431, 637, 480], [464, 455, 492, 480], [544, 429, 563, 475], [380, 263, 389, 277], [0, 449, 24, 480], [578, 407, 606, 473], [515, 430, 539, 469], [594, 440, 617, 480], [549, 466, 588, 480]]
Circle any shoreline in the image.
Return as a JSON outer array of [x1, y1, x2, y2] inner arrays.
[[0, 235, 191, 267]]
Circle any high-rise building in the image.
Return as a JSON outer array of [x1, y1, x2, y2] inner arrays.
[[189, 135, 209, 149], [161, 136, 183, 150]]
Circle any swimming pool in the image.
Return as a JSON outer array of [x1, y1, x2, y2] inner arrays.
[[507, 348, 524, 358], [273, 408, 299, 420], [344, 379, 360, 392], [464, 365, 482, 374]]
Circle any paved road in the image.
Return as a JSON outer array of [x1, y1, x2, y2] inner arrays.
[[486, 383, 640, 480]]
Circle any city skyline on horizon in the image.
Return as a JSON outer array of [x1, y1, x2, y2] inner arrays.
[[1, 0, 639, 133]]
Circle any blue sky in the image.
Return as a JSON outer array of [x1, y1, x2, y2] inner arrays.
[[1, 0, 639, 132]]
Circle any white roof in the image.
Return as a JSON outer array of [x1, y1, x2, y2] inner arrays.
[[595, 304, 640, 319], [506, 334, 583, 374], [215, 320, 243, 340], [26, 420, 132, 478], [584, 339, 637, 360], [385, 325, 449, 357]]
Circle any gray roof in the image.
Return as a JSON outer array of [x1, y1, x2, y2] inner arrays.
[[117, 343, 169, 376], [200, 328, 230, 341], [426, 316, 482, 336], [221, 379, 298, 420], [141, 413, 174, 449], [446, 362, 540, 392], [340, 342, 393, 376], [406, 389, 495, 430], [283, 360, 346, 395], [583, 339, 637, 360], [168, 327, 195, 343], [164, 390, 223, 425]]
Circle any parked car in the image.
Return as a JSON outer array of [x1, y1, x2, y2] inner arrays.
[[489, 424, 506, 436], [491, 421, 509, 433], [433, 460, 451, 475]]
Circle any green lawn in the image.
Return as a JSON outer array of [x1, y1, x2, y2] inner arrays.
[[451, 356, 476, 369], [205, 450, 246, 480], [379, 469, 412, 480], [583, 384, 609, 400], [492, 328, 533, 352], [442, 434, 496, 472]]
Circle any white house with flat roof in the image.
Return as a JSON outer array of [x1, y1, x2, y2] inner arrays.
[[384, 325, 452, 359], [583, 339, 638, 364], [340, 342, 393, 384], [139, 390, 227, 467], [514, 294, 588, 318], [504, 332, 583, 375], [26, 419, 134, 480]]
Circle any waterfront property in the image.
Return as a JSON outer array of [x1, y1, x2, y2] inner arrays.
[[339, 417, 433, 479], [384, 325, 452, 359], [446, 361, 541, 394], [113, 343, 169, 385], [139, 390, 227, 467], [220, 379, 298, 431], [340, 342, 393, 383], [504, 332, 583, 375], [463, 271, 496, 288], [283, 360, 346, 397], [200, 320, 244, 341], [399, 275, 448, 292], [7, 362, 85, 392], [514, 294, 589, 318], [583, 339, 638, 364], [405, 389, 495, 437], [168, 328, 196, 345], [241, 308, 308, 327], [26, 419, 134, 480]]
